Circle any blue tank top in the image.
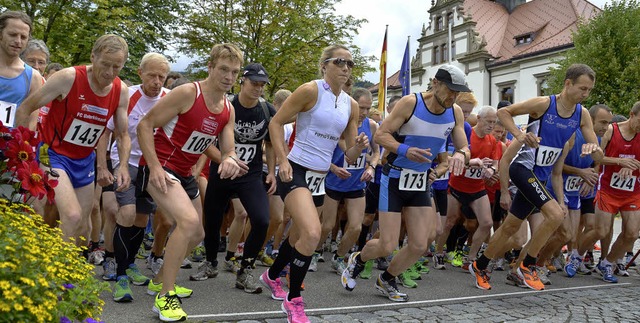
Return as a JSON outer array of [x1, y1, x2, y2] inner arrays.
[[386, 93, 455, 178], [432, 121, 471, 190], [546, 129, 599, 198], [512, 95, 582, 181], [326, 117, 373, 192], [0, 64, 33, 127]]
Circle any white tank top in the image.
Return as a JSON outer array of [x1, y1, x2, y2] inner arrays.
[[288, 80, 351, 171]]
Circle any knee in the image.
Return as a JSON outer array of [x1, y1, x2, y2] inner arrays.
[[595, 226, 610, 240], [622, 229, 639, 242], [546, 208, 565, 225], [62, 211, 83, 228], [346, 223, 361, 236], [381, 240, 398, 256], [407, 239, 428, 255]]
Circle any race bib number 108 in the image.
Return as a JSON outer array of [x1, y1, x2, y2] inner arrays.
[[182, 131, 216, 154]]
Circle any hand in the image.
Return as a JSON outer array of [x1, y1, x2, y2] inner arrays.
[[355, 132, 369, 150], [579, 168, 599, 186], [481, 157, 494, 168], [482, 167, 495, 180], [448, 152, 465, 176], [428, 169, 438, 183], [468, 158, 484, 168], [617, 158, 640, 170], [618, 167, 634, 179], [360, 166, 374, 182], [150, 166, 175, 194], [517, 132, 541, 148], [406, 147, 432, 163], [500, 191, 512, 211], [580, 143, 602, 157], [560, 203, 569, 217], [265, 173, 277, 195], [114, 166, 130, 192], [218, 156, 245, 180], [579, 181, 594, 197], [330, 164, 351, 179], [96, 166, 114, 187], [278, 160, 293, 183], [485, 172, 500, 186]]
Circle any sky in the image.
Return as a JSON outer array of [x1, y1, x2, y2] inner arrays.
[[170, 0, 612, 82]]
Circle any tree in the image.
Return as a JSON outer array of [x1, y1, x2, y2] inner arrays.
[[1, 0, 183, 82], [176, 0, 375, 98], [546, 0, 640, 115]]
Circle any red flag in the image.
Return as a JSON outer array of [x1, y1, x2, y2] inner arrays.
[[378, 27, 387, 113]]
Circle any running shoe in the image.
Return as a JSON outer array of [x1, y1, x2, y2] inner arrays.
[[359, 259, 374, 279], [461, 257, 471, 272], [88, 247, 105, 265], [614, 263, 629, 277], [308, 253, 320, 272], [236, 268, 263, 294], [398, 272, 418, 288], [376, 257, 389, 270], [577, 261, 592, 275], [414, 260, 430, 274], [153, 291, 187, 322], [102, 257, 117, 281], [375, 274, 408, 302], [259, 270, 286, 300], [341, 252, 364, 291], [469, 261, 491, 290], [405, 265, 421, 280], [332, 255, 347, 275], [147, 280, 193, 298], [505, 271, 526, 288], [113, 275, 133, 302], [224, 257, 240, 273], [189, 261, 218, 281], [180, 258, 192, 269], [433, 253, 446, 270], [452, 251, 465, 268], [136, 244, 149, 259], [552, 256, 564, 273], [584, 252, 595, 269], [285, 272, 305, 291], [126, 264, 150, 286], [282, 293, 310, 323], [595, 262, 618, 283], [317, 253, 325, 263], [535, 266, 551, 285], [494, 258, 506, 271], [625, 252, 636, 267], [259, 250, 274, 267], [517, 263, 544, 290], [330, 241, 338, 254], [189, 245, 206, 262], [545, 259, 557, 273], [564, 255, 580, 278], [148, 256, 164, 277]]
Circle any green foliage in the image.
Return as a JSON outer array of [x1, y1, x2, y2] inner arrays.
[[546, 0, 640, 115], [176, 0, 375, 98], [1, 0, 183, 82]]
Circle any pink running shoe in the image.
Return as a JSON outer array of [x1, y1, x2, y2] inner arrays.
[[260, 269, 286, 300], [281, 293, 310, 323]]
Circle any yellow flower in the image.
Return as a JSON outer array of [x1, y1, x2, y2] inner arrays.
[[0, 281, 10, 290], [14, 303, 23, 311]]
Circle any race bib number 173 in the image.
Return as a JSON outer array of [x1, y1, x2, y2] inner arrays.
[[399, 169, 427, 191]]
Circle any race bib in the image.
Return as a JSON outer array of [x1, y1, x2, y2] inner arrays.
[[464, 168, 483, 179], [536, 145, 563, 167], [344, 153, 366, 169], [437, 170, 450, 181], [63, 119, 105, 147], [0, 100, 17, 126], [610, 172, 636, 192], [564, 175, 582, 192], [182, 131, 216, 154], [236, 143, 257, 163], [305, 171, 326, 196], [399, 169, 427, 191]]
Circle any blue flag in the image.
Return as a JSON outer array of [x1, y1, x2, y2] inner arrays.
[[399, 39, 411, 96]]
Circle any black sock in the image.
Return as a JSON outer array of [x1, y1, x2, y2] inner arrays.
[[105, 251, 115, 259], [90, 240, 100, 251], [357, 224, 370, 251], [513, 249, 521, 259], [226, 251, 235, 261], [381, 270, 394, 282], [269, 238, 293, 280], [127, 226, 145, 266], [476, 254, 491, 270], [355, 253, 366, 266], [114, 224, 133, 277], [523, 254, 537, 267], [288, 248, 311, 300]]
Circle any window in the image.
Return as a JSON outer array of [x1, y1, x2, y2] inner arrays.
[[501, 87, 514, 103], [535, 73, 550, 96], [515, 33, 533, 45], [433, 46, 440, 64], [442, 43, 448, 62], [451, 41, 456, 60], [436, 16, 444, 31], [447, 12, 454, 26]]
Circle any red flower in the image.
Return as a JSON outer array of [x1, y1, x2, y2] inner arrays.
[[0, 121, 9, 134], [43, 172, 58, 204], [11, 126, 39, 146], [16, 161, 47, 200], [4, 137, 35, 169]]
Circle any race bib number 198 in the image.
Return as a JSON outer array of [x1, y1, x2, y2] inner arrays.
[[399, 169, 427, 191], [610, 172, 636, 192], [63, 119, 105, 147], [305, 171, 326, 196], [182, 131, 216, 154]]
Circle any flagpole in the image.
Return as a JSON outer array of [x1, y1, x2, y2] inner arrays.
[[379, 25, 388, 119], [407, 35, 411, 95]]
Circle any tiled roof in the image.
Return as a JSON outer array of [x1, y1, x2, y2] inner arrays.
[[369, 70, 401, 92], [464, 0, 600, 63]]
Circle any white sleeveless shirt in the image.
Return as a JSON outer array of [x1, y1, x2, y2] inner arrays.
[[288, 79, 351, 171]]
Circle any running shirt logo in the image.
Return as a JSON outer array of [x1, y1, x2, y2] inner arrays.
[[63, 119, 105, 147], [202, 117, 219, 134], [81, 104, 109, 116], [305, 171, 326, 196], [399, 168, 427, 191], [610, 172, 636, 192], [0, 100, 16, 126], [235, 143, 256, 162], [565, 175, 582, 192]]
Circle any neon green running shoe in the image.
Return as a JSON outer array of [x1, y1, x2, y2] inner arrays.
[[126, 264, 150, 286], [153, 291, 187, 322], [359, 259, 374, 279], [406, 265, 421, 280], [452, 251, 464, 268], [413, 261, 430, 274], [399, 272, 418, 288], [147, 280, 193, 298], [113, 276, 133, 302]]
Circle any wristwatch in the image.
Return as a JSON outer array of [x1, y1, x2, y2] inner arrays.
[[454, 149, 469, 166]]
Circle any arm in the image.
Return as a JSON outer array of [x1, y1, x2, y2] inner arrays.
[[598, 124, 640, 169], [499, 139, 524, 210], [96, 128, 114, 187], [578, 108, 604, 162], [15, 67, 75, 127], [113, 83, 131, 191], [25, 71, 44, 130], [216, 105, 247, 179], [344, 98, 369, 163], [264, 141, 277, 195], [551, 136, 574, 212], [360, 120, 380, 182], [496, 96, 550, 147], [448, 104, 470, 176]]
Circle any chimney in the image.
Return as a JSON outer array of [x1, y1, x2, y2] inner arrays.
[[494, 0, 526, 13]]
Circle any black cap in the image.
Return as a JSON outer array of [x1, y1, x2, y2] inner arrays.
[[497, 100, 512, 109], [242, 63, 270, 84], [434, 64, 471, 92]]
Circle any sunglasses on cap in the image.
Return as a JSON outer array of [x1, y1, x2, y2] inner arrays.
[[324, 58, 355, 69]]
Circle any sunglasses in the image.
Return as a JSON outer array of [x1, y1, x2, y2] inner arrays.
[[324, 58, 355, 69]]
